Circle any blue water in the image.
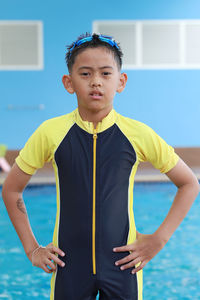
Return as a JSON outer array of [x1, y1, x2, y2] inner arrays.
[[0, 183, 200, 300]]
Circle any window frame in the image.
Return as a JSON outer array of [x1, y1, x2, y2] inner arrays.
[[0, 20, 44, 71]]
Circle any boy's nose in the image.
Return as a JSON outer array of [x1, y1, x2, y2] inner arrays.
[[90, 76, 102, 87]]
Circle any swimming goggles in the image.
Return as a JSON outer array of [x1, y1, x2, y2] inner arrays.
[[69, 35, 119, 57]]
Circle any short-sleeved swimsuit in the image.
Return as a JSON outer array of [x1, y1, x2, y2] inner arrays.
[[16, 108, 179, 300]]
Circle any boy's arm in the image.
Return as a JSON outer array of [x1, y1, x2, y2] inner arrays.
[[2, 163, 65, 273], [113, 158, 200, 273], [153, 158, 199, 244]]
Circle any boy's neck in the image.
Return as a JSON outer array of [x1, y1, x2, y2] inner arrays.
[[78, 107, 113, 129]]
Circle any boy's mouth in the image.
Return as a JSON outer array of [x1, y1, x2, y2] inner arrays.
[[89, 90, 103, 100]]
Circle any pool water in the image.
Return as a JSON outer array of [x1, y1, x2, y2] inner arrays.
[[0, 182, 200, 300]]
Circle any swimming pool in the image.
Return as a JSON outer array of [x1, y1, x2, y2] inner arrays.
[[0, 182, 200, 299]]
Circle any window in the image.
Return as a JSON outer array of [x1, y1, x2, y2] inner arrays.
[[0, 21, 43, 70], [93, 20, 200, 69]]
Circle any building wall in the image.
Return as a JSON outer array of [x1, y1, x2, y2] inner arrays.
[[0, 0, 200, 148]]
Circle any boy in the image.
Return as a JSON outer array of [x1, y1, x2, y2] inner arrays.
[[2, 33, 199, 300]]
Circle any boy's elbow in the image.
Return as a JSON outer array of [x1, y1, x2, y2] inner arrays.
[[187, 175, 200, 198], [2, 163, 31, 200], [194, 177, 200, 195], [2, 178, 11, 203]]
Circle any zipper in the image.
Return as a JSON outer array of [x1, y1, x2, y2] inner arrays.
[[92, 126, 98, 275]]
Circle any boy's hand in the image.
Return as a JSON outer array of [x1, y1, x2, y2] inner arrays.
[[113, 232, 165, 274], [28, 243, 66, 273]]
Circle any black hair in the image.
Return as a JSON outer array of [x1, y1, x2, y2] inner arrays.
[[65, 32, 123, 72]]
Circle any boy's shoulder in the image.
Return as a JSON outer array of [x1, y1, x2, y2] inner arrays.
[[36, 110, 77, 138], [116, 111, 153, 135], [41, 110, 75, 129]]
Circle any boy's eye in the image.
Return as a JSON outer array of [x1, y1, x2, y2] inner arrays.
[[80, 72, 90, 76], [102, 72, 112, 76]]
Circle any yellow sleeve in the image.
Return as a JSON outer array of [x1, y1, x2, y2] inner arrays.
[[135, 122, 179, 173], [15, 121, 52, 175]]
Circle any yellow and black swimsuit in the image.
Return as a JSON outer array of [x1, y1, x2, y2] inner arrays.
[[16, 108, 179, 300]]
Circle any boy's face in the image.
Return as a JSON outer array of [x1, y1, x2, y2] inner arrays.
[[62, 47, 127, 117]]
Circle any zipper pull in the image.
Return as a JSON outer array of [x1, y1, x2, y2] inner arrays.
[[93, 127, 98, 139]]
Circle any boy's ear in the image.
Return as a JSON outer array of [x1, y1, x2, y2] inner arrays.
[[116, 73, 128, 93], [62, 75, 74, 94]]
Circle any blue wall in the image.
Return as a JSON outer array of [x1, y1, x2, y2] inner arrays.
[[1, 0, 200, 148]]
